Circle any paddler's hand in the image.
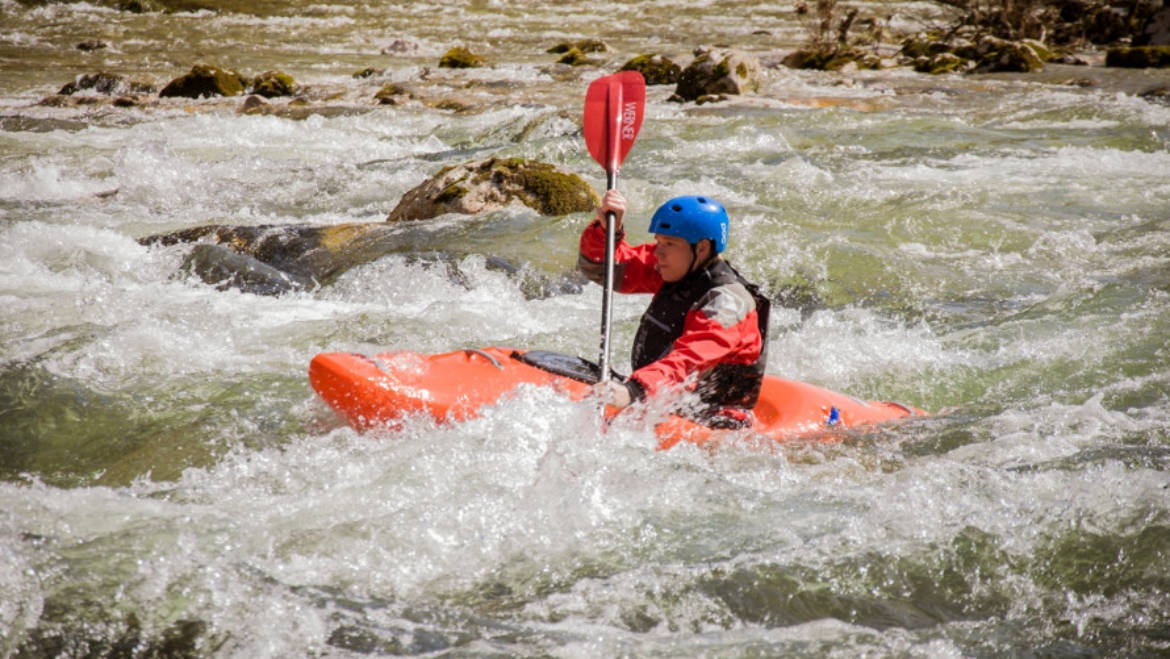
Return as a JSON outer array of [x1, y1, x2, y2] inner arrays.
[[594, 189, 627, 234], [593, 379, 632, 409]]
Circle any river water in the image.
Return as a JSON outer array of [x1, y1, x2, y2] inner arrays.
[[3, 0, 1170, 656]]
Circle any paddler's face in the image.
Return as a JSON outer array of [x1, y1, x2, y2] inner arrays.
[[654, 234, 703, 282]]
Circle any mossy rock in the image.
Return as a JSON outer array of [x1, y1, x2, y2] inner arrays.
[[556, 48, 588, 66], [1021, 39, 1056, 62], [547, 39, 608, 54], [510, 162, 598, 215], [139, 159, 598, 295], [374, 83, 413, 105], [428, 97, 476, 112], [1106, 46, 1170, 68], [386, 157, 598, 222], [159, 65, 248, 98], [825, 49, 881, 71], [973, 36, 1044, 73], [781, 48, 832, 70], [899, 34, 952, 60], [439, 47, 485, 69], [673, 47, 760, 102], [914, 52, 968, 75], [239, 94, 269, 115], [620, 54, 681, 85], [251, 70, 295, 97]]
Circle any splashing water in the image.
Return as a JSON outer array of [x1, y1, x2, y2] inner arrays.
[[2, 0, 1169, 655]]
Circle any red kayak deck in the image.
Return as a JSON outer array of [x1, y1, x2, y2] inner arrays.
[[309, 347, 925, 450]]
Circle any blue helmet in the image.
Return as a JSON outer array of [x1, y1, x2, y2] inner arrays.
[[648, 195, 729, 253]]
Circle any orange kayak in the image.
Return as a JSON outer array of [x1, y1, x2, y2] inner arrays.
[[308, 347, 926, 450]]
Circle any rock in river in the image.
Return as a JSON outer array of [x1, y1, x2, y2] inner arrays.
[[671, 47, 761, 102], [142, 158, 598, 294], [386, 157, 598, 222]]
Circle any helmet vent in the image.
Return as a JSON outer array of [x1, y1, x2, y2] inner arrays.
[[670, 204, 682, 212], [696, 197, 707, 204]]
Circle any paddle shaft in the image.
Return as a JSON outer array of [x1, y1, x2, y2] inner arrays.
[[597, 80, 626, 383], [599, 169, 618, 382]]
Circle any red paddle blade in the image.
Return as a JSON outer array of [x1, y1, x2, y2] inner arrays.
[[583, 71, 645, 172]]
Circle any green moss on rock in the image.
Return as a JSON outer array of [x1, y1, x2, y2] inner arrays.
[[557, 48, 588, 66], [914, 52, 967, 74], [974, 37, 1044, 73], [439, 47, 485, 69], [900, 34, 949, 60], [251, 70, 295, 98], [435, 183, 467, 204], [1106, 46, 1170, 68], [620, 54, 681, 85], [374, 83, 410, 104], [159, 65, 247, 98], [386, 157, 597, 222], [548, 39, 607, 54], [673, 48, 760, 101], [515, 163, 597, 215], [784, 46, 879, 71]]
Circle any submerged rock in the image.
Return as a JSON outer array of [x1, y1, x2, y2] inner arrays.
[[671, 47, 761, 102], [1139, 86, 1170, 104], [547, 39, 608, 54], [115, 0, 163, 12], [145, 222, 400, 293], [547, 40, 607, 65], [374, 83, 416, 105], [237, 95, 372, 120], [239, 94, 269, 114], [159, 65, 248, 98], [58, 72, 154, 96], [182, 243, 312, 294], [382, 39, 421, 55], [141, 158, 597, 294], [555, 48, 588, 66], [386, 157, 598, 222]]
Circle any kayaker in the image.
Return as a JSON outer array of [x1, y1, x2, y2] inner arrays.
[[579, 190, 770, 428]]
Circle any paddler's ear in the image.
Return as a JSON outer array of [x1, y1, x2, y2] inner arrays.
[[695, 238, 714, 264]]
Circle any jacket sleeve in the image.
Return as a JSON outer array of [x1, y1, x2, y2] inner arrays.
[[628, 290, 762, 398], [577, 219, 663, 294]]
